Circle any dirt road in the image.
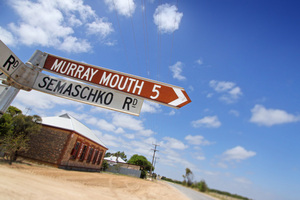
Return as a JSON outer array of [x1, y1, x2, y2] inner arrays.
[[0, 161, 189, 200]]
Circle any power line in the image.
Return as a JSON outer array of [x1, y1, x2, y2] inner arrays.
[[128, 0, 141, 74], [169, 0, 179, 80], [141, 0, 150, 77], [156, 0, 162, 81], [112, 0, 131, 71]]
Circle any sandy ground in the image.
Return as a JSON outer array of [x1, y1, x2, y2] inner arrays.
[[0, 161, 189, 200]]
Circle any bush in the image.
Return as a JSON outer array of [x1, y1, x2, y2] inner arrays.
[[198, 180, 208, 192]]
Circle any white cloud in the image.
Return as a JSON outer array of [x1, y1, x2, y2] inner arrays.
[[196, 156, 206, 160], [210, 80, 235, 92], [160, 148, 195, 169], [141, 101, 161, 113], [153, 4, 183, 34], [112, 113, 155, 137], [104, 0, 136, 17], [250, 104, 300, 126], [112, 113, 144, 131], [97, 119, 116, 132], [196, 58, 203, 65], [6, 0, 113, 53], [58, 36, 91, 53], [13, 90, 79, 113], [209, 80, 242, 104], [138, 129, 155, 137], [115, 127, 125, 134], [169, 61, 186, 81], [229, 109, 240, 117], [86, 18, 114, 37], [222, 146, 256, 161], [93, 130, 122, 147], [162, 137, 188, 150], [168, 110, 176, 116], [0, 27, 15, 46], [235, 177, 252, 185], [191, 116, 221, 128], [185, 135, 211, 146]]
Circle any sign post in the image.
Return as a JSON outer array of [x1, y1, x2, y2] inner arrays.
[[0, 40, 191, 117], [29, 51, 191, 108], [0, 86, 19, 116], [0, 40, 144, 116]]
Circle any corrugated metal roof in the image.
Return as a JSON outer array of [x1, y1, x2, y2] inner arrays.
[[104, 156, 126, 163], [42, 113, 107, 148]]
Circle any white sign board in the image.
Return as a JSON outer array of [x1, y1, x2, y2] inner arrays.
[[33, 73, 144, 116], [0, 40, 24, 77]]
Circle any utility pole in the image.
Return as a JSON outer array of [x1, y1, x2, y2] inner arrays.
[[154, 157, 159, 169], [25, 107, 32, 115], [150, 143, 159, 180]]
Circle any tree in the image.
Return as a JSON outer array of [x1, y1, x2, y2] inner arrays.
[[101, 160, 109, 171], [114, 151, 127, 162], [127, 154, 153, 179], [0, 106, 42, 164], [0, 106, 21, 137], [105, 152, 112, 157], [0, 132, 29, 164], [185, 168, 194, 186], [182, 175, 187, 185]]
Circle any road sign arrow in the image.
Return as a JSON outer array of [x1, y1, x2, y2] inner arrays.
[[30, 51, 191, 108], [169, 88, 189, 107]]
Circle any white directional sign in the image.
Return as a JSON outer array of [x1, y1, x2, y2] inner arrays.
[[33, 73, 144, 116], [0, 40, 23, 77]]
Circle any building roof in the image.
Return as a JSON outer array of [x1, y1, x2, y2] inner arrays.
[[41, 113, 107, 148], [104, 156, 126, 163]]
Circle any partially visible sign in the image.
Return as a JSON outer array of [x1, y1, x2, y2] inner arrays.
[[0, 40, 23, 76], [33, 73, 144, 116], [38, 53, 191, 108], [0, 72, 7, 80]]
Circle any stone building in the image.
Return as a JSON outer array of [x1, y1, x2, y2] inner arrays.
[[21, 113, 108, 172]]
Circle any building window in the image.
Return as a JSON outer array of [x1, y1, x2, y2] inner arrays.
[[79, 145, 87, 161], [97, 151, 103, 165], [92, 150, 99, 164], [70, 141, 81, 160], [86, 147, 94, 163]]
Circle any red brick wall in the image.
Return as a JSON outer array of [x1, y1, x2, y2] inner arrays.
[[20, 126, 70, 165], [61, 134, 107, 171], [20, 125, 107, 172]]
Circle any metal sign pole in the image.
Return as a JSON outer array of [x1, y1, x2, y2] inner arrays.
[[0, 86, 20, 117]]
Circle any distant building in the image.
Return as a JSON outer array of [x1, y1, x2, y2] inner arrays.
[[104, 155, 141, 178], [104, 155, 126, 165], [20, 113, 108, 172]]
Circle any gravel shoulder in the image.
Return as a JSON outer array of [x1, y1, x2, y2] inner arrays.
[[0, 161, 189, 200]]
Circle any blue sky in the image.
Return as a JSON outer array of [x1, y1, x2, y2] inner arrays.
[[1, 0, 300, 199]]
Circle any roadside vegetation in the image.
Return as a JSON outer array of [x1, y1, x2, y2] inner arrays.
[[0, 106, 42, 165], [161, 168, 252, 200]]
